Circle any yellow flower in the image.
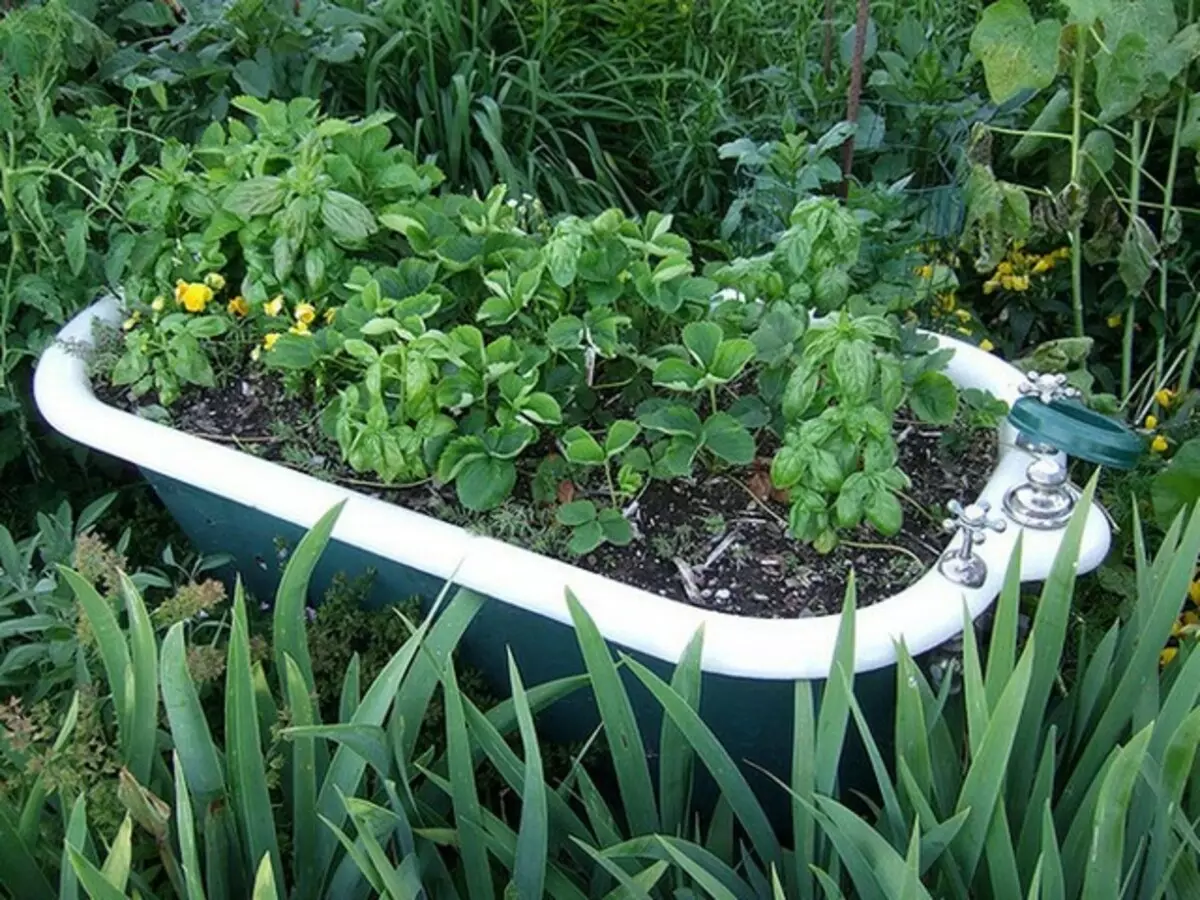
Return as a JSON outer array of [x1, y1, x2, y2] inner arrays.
[[1145, 414, 1159, 430], [1055, 246, 1071, 259], [982, 279, 999, 295], [178, 282, 214, 313], [1190, 580, 1200, 604], [1156, 387, 1177, 408], [1161, 646, 1178, 667], [204, 272, 226, 291], [996, 261, 1014, 276], [294, 302, 316, 326], [151, 295, 165, 313], [1106, 313, 1122, 328], [264, 295, 284, 317], [289, 321, 310, 336], [1032, 257, 1054, 274], [915, 264, 934, 279], [228, 296, 249, 317], [263, 333, 281, 351], [1152, 434, 1169, 453], [1185, 609, 1200, 626], [122, 312, 141, 331], [954, 309, 971, 322], [323, 307, 338, 324], [980, 339, 995, 352], [174, 280, 187, 303], [1008, 274, 1030, 292]]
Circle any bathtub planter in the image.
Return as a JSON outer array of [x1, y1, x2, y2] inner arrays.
[[36, 298, 1112, 811]]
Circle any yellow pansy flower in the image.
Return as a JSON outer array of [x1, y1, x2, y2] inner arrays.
[[263, 333, 281, 351], [1152, 434, 1169, 453], [1145, 414, 1159, 430], [979, 339, 995, 352], [151, 295, 165, 313], [1156, 387, 1177, 408], [294, 302, 316, 326], [204, 272, 226, 291], [177, 282, 214, 313], [228, 296, 249, 317], [264, 295, 284, 317]]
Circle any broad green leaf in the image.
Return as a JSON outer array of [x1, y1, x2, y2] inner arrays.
[[710, 339, 756, 382], [557, 500, 598, 527], [653, 358, 703, 391], [638, 404, 702, 438], [456, 456, 516, 511], [701, 413, 755, 465], [561, 426, 607, 465], [683, 322, 724, 369], [969, 0, 1062, 103], [224, 177, 287, 218], [322, 191, 377, 243], [909, 371, 959, 425], [66, 214, 88, 276], [605, 420, 641, 456]]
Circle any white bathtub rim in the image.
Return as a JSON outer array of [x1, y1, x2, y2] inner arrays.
[[33, 298, 1113, 680]]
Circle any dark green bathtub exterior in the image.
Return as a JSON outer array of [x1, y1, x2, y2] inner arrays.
[[146, 469, 896, 825]]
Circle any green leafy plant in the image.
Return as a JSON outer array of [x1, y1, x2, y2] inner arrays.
[[555, 499, 634, 555], [770, 313, 957, 551]]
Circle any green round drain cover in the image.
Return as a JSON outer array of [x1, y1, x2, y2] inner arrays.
[[1008, 396, 1144, 469]]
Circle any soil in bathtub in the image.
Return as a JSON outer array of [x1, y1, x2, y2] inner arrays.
[[98, 366, 997, 619]]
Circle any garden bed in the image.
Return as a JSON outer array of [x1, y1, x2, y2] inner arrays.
[[99, 361, 996, 618]]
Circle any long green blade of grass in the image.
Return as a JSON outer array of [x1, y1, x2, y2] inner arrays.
[[283, 654, 318, 900], [565, 592, 659, 835], [171, 754, 207, 900], [272, 502, 344, 706], [160, 623, 225, 801], [442, 656, 495, 900], [622, 654, 783, 875], [659, 626, 704, 839], [1080, 725, 1154, 900], [226, 580, 282, 885], [508, 651, 548, 900], [60, 794, 89, 900], [117, 573, 158, 785]]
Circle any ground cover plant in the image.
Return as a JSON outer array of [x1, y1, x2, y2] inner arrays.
[[82, 97, 1010, 616]]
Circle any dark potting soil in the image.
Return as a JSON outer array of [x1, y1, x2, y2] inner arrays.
[[99, 368, 997, 619]]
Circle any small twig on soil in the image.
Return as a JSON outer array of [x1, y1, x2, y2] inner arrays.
[[895, 424, 914, 444], [729, 477, 789, 529], [673, 558, 705, 604], [897, 490, 942, 527], [698, 531, 740, 574], [840, 539, 926, 571], [185, 431, 279, 443]]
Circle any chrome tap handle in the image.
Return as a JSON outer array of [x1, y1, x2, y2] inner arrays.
[[939, 499, 1007, 587], [1018, 371, 1081, 405]]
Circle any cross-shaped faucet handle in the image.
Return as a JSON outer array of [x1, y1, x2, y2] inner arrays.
[[1018, 371, 1081, 405], [939, 499, 1007, 588]]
